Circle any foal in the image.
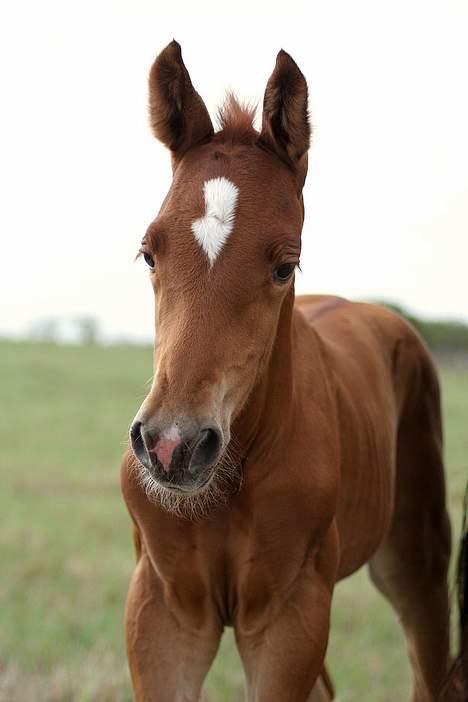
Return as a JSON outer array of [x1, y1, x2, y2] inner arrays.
[[121, 41, 460, 701]]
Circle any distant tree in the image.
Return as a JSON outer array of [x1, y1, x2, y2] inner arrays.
[[29, 318, 60, 343], [376, 301, 468, 353], [75, 316, 100, 345]]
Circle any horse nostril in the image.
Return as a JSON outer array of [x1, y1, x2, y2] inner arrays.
[[130, 420, 143, 447], [130, 420, 141, 440], [189, 427, 222, 473], [130, 420, 152, 469]]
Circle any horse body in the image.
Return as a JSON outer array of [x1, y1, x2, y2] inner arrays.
[[122, 293, 453, 700], [121, 41, 460, 701]]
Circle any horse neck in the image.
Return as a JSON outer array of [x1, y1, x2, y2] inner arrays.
[[231, 285, 299, 459]]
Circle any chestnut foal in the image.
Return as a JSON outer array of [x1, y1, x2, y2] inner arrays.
[[121, 41, 460, 701]]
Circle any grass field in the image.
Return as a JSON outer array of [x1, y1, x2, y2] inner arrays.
[[0, 341, 466, 701]]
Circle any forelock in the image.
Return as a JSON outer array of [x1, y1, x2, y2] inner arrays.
[[216, 93, 258, 145]]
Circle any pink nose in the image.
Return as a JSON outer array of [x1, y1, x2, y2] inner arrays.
[[150, 437, 181, 472]]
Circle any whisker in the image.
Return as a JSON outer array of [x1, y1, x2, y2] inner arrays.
[[129, 438, 244, 520]]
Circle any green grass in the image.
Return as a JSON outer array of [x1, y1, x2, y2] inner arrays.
[[0, 341, 466, 701]]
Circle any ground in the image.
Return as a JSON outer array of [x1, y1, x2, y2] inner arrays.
[[0, 341, 466, 702]]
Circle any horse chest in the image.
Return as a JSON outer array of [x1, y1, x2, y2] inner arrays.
[[227, 535, 316, 634], [144, 503, 324, 633]]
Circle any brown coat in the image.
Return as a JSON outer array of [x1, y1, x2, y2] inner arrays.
[[121, 41, 460, 702]]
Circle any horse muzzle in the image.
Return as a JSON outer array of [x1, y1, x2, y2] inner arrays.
[[130, 419, 224, 492]]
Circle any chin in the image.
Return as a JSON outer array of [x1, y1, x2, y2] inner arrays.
[[135, 460, 241, 521]]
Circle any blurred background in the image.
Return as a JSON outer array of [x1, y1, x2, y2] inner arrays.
[[0, 1, 467, 700]]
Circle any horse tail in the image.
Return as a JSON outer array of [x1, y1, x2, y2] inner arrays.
[[441, 487, 468, 701], [455, 486, 468, 696]]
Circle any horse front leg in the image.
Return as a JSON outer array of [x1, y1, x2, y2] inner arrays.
[[125, 551, 222, 702], [235, 523, 338, 702], [306, 667, 335, 701]]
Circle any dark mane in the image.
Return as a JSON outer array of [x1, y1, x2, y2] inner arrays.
[[216, 93, 258, 145]]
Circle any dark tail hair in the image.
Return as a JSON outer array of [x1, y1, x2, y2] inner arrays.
[[456, 487, 468, 695], [441, 488, 468, 701]]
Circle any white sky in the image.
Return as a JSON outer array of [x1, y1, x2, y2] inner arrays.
[[1, 0, 467, 341]]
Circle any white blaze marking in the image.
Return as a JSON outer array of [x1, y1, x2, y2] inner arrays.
[[191, 177, 239, 266]]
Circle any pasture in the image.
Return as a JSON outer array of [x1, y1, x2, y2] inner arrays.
[[0, 340, 466, 701]]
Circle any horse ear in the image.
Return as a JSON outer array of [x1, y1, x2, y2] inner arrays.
[[259, 50, 311, 169], [148, 41, 214, 160]]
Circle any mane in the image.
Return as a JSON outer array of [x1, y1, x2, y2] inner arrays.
[[215, 93, 258, 145]]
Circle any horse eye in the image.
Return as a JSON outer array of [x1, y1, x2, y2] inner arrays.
[[143, 252, 155, 269], [273, 263, 295, 283]]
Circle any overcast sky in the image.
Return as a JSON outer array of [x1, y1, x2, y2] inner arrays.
[[1, 0, 467, 341]]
